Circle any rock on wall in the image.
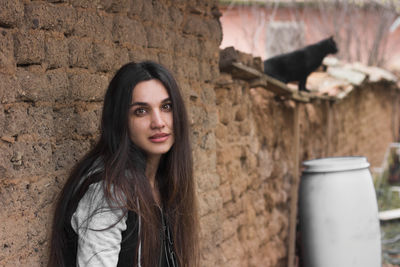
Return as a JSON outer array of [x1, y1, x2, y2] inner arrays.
[[0, 0, 222, 266]]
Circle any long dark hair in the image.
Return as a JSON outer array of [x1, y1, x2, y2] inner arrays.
[[48, 61, 198, 267]]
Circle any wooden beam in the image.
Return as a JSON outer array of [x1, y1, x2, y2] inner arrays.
[[291, 91, 310, 102], [327, 100, 333, 155], [230, 62, 263, 80], [288, 102, 301, 267]]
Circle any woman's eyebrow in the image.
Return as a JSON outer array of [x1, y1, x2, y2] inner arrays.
[[161, 97, 171, 103], [129, 102, 148, 107], [130, 98, 171, 107]]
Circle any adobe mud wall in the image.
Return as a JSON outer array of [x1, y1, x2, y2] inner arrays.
[[215, 72, 400, 266], [298, 82, 400, 167], [0, 0, 222, 266], [215, 75, 293, 266], [1, 1, 399, 267]]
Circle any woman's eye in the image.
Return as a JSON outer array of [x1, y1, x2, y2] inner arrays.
[[162, 103, 172, 111], [133, 108, 147, 116]]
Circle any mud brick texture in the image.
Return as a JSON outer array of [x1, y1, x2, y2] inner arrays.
[[1, 0, 399, 266], [215, 69, 400, 266], [0, 0, 223, 266]]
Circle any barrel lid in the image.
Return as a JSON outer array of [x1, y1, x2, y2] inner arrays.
[[302, 156, 370, 173]]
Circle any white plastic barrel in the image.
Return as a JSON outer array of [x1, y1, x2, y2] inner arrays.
[[299, 157, 381, 267]]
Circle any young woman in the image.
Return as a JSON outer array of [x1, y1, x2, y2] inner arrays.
[[47, 61, 199, 267]]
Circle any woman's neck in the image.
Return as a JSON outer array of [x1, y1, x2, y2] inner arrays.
[[146, 154, 161, 205], [145, 154, 160, 187]]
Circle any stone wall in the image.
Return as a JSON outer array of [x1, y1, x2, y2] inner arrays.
[[215, 71, 399, 266], [1, 1, 399, 267], [298, 81, 399, 167], [215, 75, 293, 266], [0, 0, 222, 266]]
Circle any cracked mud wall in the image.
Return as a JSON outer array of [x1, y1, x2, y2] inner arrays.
[[215, 71, 400, 266], [1, 1, 399, 267], [0, 0, 222, 265]]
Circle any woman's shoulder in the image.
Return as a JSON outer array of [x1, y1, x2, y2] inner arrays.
[[74, 157, 104, 191], [70, 157, 137, 228], [83, 181, 107, 206], [71, 180, 128, 232], [77, 180, 127, 213]]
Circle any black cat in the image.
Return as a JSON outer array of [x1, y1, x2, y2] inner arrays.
[[263, 36, 338, 92]]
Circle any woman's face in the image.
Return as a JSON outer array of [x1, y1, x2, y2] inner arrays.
[[128, 79, 174, 157]]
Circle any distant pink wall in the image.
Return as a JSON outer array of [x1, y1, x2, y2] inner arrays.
[[220, 5, 400, 69]]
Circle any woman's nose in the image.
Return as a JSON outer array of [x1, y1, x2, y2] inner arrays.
[[150, 110, 165, 129]]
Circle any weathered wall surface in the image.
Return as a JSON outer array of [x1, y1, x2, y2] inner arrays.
[[215, 71, 399, 266], [215, 75, 293, 267], [1, 1, 399, 267], [0, 0, 222, 266], [298, 82, 399, 167]]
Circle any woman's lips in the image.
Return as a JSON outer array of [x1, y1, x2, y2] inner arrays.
[[149, 133, 170, 143]]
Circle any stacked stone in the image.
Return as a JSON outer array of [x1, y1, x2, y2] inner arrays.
[[324, 84, 398, 167], [0, 0, 222, 266], [295, 83, 399, 168], [216, 49, 400, 266], [215, 73, 292, 266], [2, 1, 398, 266]]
